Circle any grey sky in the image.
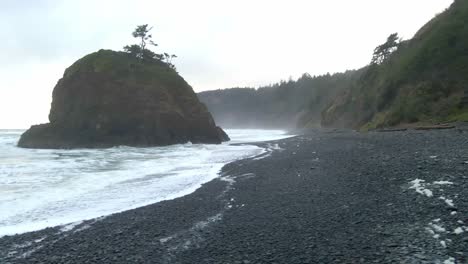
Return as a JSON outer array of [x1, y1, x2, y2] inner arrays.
[[0, 0, 453, 128]]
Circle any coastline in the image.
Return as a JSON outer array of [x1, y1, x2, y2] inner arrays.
[[1, 129, 467, 263], [0, 129, 286, 238]]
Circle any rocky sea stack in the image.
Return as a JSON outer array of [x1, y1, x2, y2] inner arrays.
[[18, 50, 229, 149]]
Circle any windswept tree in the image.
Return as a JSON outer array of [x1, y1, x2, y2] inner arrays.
[[163, 53, 177, 69], [134, 24, 157, 55], [124, 24, 177, 70], [371, 33, 401, 65], [124, 24, 157, 60]]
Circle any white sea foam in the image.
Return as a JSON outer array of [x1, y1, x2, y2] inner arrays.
[[454, 227, 464, 234], [444, 257, 455, 264], [0, 129, 293, 237], [429, 222, 447, 233], [439, 196, 455, 207], [440, 240, 447, 248], [409, 179, 433, 197], [433, 181, 454, 185]]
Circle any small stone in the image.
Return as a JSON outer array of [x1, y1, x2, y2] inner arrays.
[[414, 253, 428, 260]]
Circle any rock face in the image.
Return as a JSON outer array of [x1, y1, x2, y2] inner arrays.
[[19, 50, 229, 149]]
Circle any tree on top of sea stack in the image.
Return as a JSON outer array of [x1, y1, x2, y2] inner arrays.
[[123, 24, 177, 70], [17, 24, 230, 149]]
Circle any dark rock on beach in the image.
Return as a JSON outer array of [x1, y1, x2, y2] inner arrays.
[[216, 126, 230, 141], [18, 50, 228, 149]]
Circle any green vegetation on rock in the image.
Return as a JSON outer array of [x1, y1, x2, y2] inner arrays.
[[63, 49, 185, 89]]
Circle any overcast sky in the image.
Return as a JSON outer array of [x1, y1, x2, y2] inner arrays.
[[0, 0, 453, 128]]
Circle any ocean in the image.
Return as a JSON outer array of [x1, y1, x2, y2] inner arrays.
[[0, 129, 291, 237]]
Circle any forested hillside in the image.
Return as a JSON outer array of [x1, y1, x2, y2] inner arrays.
[[198, 71, 361, 129], [322, 0, 468, 129], [199, 0, 468, 130]]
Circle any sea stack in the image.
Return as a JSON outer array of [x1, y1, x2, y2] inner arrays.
[[18, 49, 229, 149]]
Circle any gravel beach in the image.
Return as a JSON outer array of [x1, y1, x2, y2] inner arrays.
[[1, 128, 468, 263]]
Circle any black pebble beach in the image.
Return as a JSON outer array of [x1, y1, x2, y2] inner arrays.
[[1, 128, 468, 263]]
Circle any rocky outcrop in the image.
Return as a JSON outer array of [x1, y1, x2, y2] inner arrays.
[[19, 50, 229, 149]]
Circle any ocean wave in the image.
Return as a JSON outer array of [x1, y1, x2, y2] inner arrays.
[[0, 129, 292, 237]]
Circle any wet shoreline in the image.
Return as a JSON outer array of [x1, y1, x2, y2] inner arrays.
[[1, 129, 467, 263]]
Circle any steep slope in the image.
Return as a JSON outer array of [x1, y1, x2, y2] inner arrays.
[[19, 50, 228, 149], [198, 71, 361, 129], [322, 0, 468, 129]]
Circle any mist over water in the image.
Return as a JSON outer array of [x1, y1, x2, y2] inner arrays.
[[0, 129, 291, 237]]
